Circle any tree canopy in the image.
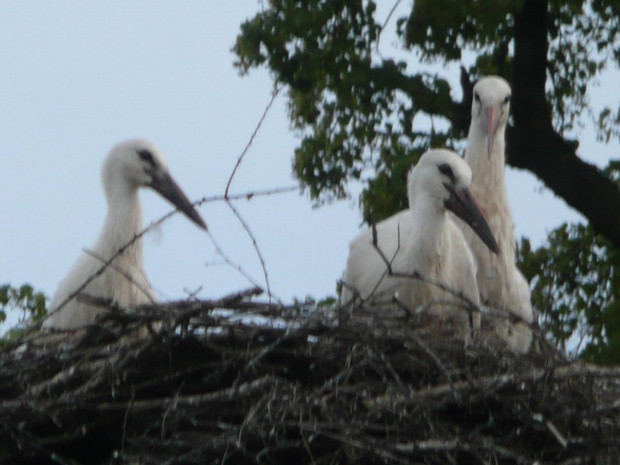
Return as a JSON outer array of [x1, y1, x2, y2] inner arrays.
[[234, 0, 620, 363], [234, 0, 620, 234]]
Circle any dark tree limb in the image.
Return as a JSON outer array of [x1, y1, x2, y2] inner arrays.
[[509, 0, 620, 248]]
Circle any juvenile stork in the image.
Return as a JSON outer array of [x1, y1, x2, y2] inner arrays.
[[460, 76, 534, 352], [340, 149, 499, 335], [42, 139, 207, 330]]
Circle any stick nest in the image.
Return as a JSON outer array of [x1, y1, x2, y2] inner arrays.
[[1, 289, 619, 464]]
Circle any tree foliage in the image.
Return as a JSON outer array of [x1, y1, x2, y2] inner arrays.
[[519, 162, 620, 365], [0, 283, 47, 345], [234, 0, 620, 363], [234, 0, 620, 228]]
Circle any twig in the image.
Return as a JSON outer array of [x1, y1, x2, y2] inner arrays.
[[197, 185, 299, 206], [224, 200, 273, 304], [95, 375, 278, 413], [407, 330, 457, 399], [393, 438, 529, 462], [234, 326, 293, 387], [206, 229, 284, 306], [223, 87, 281, 302], [83, 248, 157, 304], [298, 424, 414, 465], [224, 87, 281, 196], [367, 218, 403, 302], [367, 221, 478, 309], [376, 0, 403, 50], [533, 412, 568, 448], [365, 363, 620, 412], [121, 389, 135, 453]]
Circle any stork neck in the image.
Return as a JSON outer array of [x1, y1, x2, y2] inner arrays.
[[407, 195, 448, 271], [464, 124, 507, 191], [465, 124, 508, 207], [94, 185, 144, 259], [464, 122, 515, 263]]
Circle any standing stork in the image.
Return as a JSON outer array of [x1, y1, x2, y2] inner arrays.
[[42, 139, 207, 330], [460, 76, 534, 352], [340, 149, 499, 336]]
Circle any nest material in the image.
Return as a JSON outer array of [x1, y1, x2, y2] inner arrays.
[[1, 289, 619, 464]]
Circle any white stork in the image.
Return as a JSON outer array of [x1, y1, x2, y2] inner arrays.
[[460, 76, 534, 352], [42, 139, 207, 330], [340, 149, 499, 336]]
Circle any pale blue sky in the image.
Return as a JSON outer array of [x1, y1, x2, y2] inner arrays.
[[1, 2, 614, 324]]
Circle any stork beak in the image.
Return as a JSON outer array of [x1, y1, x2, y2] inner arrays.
[[150, 171, 208, 231], [484, 107, 501, 158], [445, 185, 500, 254]]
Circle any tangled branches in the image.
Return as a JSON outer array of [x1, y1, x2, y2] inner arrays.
[[1, 291, 619, 464]]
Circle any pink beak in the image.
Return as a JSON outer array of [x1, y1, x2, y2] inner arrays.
[[485, 107, 501, 158]]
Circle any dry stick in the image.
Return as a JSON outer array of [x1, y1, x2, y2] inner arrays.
[[237, 386, 274, 448], [533, 412, 568, 448], [371, 235, 480, 311], [366, 229, 531, 341], [200, 190, 294, 304], [300, 430, 318, 465], [363, 296, 466, 399], [375, 0, 403, 58], [120, 389, 135, 455], [368, 219, 402, 302], [377, 351, 404, 388], [393, 438, 528, 462], [86, 291, 296, 327], [197, 185, 299, 205], [68, 336, 160, 398], [224, 86, 281, 196], [183, 285, 203, 302], [93, 375, 278, 413], [348, 221, 477, 341], [233, 326, 293, 387], [298, 424, 414, 465], [407, 330, 457, 399], [223, 87, 282, 303], [83, 249, 157, 304], [206, 229, 285, 307], [366, 363, 620, 412], [339, 220, 403, 313], [224, 199, 274, 303]]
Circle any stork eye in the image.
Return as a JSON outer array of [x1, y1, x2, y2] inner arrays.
[[474, 92, 481, 103], [503, 95, 511, 105], [438, 163, 456, 183], [137, 149, 155, 165]]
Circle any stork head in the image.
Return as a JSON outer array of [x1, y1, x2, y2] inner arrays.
[[102, 139, 207, 230], [409, 149, 500, 254], [471, 76, 511, 158]]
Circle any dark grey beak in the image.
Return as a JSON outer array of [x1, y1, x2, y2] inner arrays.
[[151, 171, 207, 231], [445, 185, 499, 254]]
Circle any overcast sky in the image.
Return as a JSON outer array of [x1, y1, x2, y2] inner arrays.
[[1, 2, 616, 329]]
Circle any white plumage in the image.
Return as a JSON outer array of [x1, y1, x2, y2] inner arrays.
[[42, 139, 207, 330], [460, 76, 534, 352], [340, 149, 499, 335]]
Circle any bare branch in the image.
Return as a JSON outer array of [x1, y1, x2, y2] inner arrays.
[[206, 229, 284, 306], [224, 199, 273, 303], [82, 248, 157, 304], [225, 87, 281, 196]]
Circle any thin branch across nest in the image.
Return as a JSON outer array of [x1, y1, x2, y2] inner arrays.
[[1, 290, 619, 465]]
